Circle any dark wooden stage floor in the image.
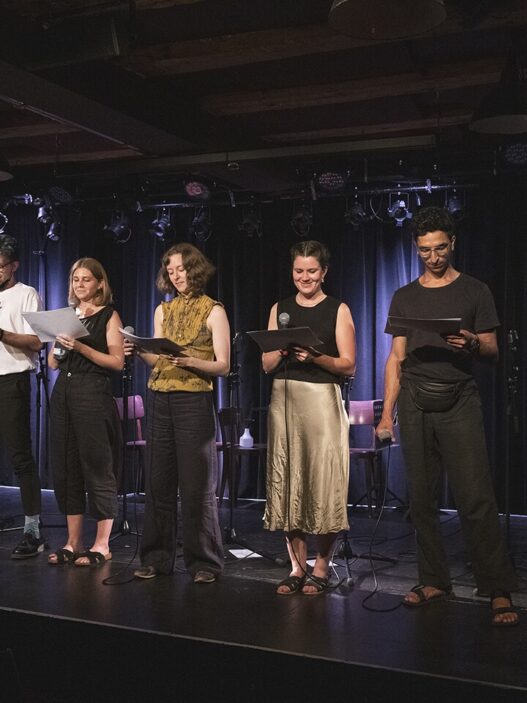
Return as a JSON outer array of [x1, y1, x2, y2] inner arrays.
[[1, 487, 527, 703]]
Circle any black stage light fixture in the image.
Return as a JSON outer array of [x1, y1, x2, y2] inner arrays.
[[104, 212, 131, 244], [503, 141, 527, 166], [189, 207, 211, 242], [290, 205, 312, 238], [45, 219, 63, 242], [36, 198, 53, 225], [387, 194, 412, 227], [446, 192, 465, 220], [149, 209, 171, 239], [238, 208, 262, 238], [344, 200, 370, 229]]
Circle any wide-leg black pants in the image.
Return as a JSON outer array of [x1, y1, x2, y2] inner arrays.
[[50, 372, 120, 520], [140, 390, 224, 577], [0, 371, 41, 516], [398, 380, 517, 594]]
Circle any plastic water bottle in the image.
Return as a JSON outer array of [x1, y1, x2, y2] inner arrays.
[[239, 427, 254, 448]]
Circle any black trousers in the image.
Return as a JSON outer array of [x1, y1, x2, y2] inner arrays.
[[140, 390, 224, 577], [398, 380, 517, 594], [50, 372, 120, 520], [0, 372, 41, 516]]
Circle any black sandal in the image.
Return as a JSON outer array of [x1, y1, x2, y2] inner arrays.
[[48, 548, 78, 565], [490, 590, 519, 627], [403, 584, 451, 608], [302, 574, 329, 595], [276, 574, 306, 595]]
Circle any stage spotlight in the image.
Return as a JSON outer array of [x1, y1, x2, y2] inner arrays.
[[189, 207, 211, 242], [238, 210, 262, 238], [503, 141, 527, 166], [0, 211, 7, 234], [37, 202, 53, 225], [290, 206, 312, 238], [104, 212, 131, 244], [45, 220, 63, 242], [149, 209, 171, 239], [387, 196, 412, 227], [344, 200, 369, 229], [446, 193, 465, 220], [184, 180, 211, 201], [316, 171, 348, 194]]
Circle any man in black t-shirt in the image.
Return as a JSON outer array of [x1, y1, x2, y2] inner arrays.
[[376, 207, 518, 627]]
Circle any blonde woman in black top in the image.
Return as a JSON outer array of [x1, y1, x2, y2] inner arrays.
[[48, 258, 124, 566]]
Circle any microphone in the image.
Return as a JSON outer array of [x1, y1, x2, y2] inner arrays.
[[377, 429, 393, 443], [53, 342, 67, 360], [123, 325, 135, 335], [278, 312, 290, 329]]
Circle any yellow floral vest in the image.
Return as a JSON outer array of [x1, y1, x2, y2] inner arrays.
[[148, 294, 220, 393]]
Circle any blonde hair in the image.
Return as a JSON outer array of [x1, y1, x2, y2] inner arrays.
[[68, 257, 113, 306]]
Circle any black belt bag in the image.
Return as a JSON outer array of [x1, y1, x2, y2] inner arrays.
[[410, 380, 466, 413]]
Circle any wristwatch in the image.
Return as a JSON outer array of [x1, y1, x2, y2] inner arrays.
[[467, 335, 480, 353]]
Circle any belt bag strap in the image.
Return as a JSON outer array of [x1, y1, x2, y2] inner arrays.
[[410, 380, 466, 413]]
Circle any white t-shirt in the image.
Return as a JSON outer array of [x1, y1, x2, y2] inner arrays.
[[0, 282, 43, 375]]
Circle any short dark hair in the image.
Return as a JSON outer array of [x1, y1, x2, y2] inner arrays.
[[0, 234, 19, 262], [156, 242, 215, 295], [412, 206, 456, 240], [290, 240, 330, 269]]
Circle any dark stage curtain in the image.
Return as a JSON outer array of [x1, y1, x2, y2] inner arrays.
[[1, 180, 526, 515]]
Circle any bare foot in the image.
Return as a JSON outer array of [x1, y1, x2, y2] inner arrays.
[[403, 585, 449, 606]]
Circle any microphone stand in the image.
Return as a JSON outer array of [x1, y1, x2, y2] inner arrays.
[[110, 353, 140, 541], [222, 332, 286, 566]]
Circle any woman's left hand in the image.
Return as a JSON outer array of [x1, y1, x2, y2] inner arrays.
[[292, 346, 314, 363], [167, 353, 193, 368]]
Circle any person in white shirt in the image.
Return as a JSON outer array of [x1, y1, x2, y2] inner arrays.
[[0, 234, 46, 558]]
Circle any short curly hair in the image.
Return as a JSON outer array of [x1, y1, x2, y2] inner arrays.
[[156, 242, 215, 295], [0, 234, 19, 262], [412, 206, 456, 240]]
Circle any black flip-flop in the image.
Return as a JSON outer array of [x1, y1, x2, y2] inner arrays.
[[491, 590, 520, 627]]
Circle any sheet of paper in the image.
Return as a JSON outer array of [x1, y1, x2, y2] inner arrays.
[[22, 307, 89, 343], [388, 316, 462, 335], [119, 328, 186, 356], [228, 549, 261, 560]]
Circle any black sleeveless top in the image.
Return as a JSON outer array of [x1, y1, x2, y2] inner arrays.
[[58, 306, 114, 376], [274, 295, 341, 384]]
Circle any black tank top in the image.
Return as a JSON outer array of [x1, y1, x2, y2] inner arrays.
[[58, 306, 114, 376], [274, 295, 341, 384]]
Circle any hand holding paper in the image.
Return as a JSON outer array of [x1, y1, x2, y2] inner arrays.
[[22, 307, 89, 343]]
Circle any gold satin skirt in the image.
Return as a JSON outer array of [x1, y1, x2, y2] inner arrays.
[[263, 379, 349, 534]]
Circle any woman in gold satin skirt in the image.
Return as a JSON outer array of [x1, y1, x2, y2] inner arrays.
[[262, 240, 356, 595]]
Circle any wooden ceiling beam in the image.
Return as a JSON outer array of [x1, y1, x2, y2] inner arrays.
[[264, 112, 473, 143], [202, 57, 504, 115], [119, 5, 527, 76]]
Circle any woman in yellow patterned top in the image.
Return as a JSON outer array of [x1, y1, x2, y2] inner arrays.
[[129, 243, 230, 583]]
